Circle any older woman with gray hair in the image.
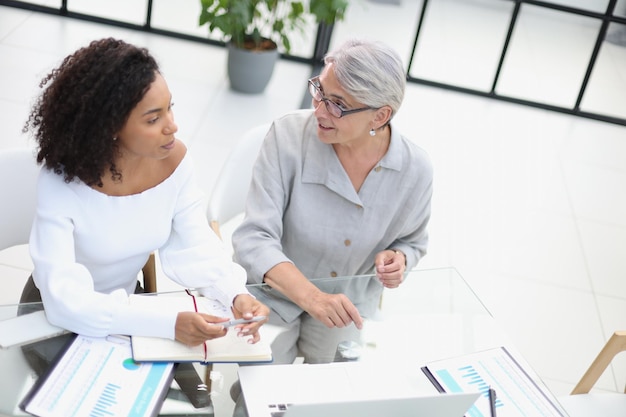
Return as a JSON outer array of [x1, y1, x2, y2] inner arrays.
[[232, 38, 433, 365]]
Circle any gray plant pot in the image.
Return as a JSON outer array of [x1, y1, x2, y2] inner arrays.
[[227, 42, 279, 94]]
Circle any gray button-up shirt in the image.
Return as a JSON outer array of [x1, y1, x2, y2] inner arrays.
[[233, 110, 433, 322]]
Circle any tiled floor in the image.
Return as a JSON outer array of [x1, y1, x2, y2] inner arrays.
[[1, 0, 626, 412]]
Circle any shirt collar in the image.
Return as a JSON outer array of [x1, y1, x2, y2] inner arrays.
[[301, 116, 403, 203]]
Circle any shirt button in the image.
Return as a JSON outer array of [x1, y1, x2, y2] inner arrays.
[[331, 271, 337, 277], [344, 239, 351, 247], [355, 204, 363, 209], [374, 166, 382, 172]]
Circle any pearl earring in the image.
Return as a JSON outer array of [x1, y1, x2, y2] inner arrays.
[[369, 128, 376, 137], [113, 137, 118, 141]]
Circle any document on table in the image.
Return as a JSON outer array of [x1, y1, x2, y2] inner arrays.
[[20, 334, 175, 417], [422, 347, 567, 417]]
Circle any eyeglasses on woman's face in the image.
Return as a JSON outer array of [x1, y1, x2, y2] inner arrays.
[[308, 77, 374, 118]]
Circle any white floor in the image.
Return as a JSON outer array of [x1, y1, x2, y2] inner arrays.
[[1, 0, 626, 411]]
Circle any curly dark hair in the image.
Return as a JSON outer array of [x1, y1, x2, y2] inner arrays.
[[23, 38, 160, 187]]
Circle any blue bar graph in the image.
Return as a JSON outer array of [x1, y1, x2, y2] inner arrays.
[[435, 365, 504, 417], [90, 383, 120, 417], [427, 348, 567, 417], [436, 368, 485, 417], [459, 365, 504, 410]]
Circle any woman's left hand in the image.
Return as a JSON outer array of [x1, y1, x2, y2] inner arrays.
[[231, 294, 270, 343], [374, 249, 406, 289]]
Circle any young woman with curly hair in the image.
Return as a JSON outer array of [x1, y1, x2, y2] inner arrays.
[[21, 38, 268, 368]]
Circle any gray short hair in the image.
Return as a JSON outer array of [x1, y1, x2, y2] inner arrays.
[[324, 39, 406, 119]]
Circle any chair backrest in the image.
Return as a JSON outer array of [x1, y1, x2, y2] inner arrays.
[[0, 148, 40, 251], [571, 330, 626, 394], [207, 123, 270, 238]]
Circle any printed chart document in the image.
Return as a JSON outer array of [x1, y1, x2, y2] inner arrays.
[[20, 334, 174, 417], [421, 347, 567, 417], [130, 292, 272, 363]]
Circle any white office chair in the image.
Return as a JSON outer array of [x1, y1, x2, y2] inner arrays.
[[558, 330, 626, 417], [203, 123, 270, 394], [206, 123, 270, 245], [0, 148, 41, 302], [0, 148, 40, 252], [0, 148, 41, 414]]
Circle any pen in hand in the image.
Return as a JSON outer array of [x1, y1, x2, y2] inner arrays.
[[222, 316, 266, 328]]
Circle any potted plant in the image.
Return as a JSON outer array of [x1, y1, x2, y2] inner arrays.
[[198, 0, 349, 94]]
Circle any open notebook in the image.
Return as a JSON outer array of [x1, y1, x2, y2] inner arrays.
[[129, 291, 272, 363]]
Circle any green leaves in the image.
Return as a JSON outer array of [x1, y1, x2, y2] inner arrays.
[[198, 0, 349, 53]]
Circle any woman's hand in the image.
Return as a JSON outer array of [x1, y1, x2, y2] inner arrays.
[[302, 290, 363, 330], [263, 262, 363, 330], [375, 249, 406, 289], [174, 311, 228, 346], [231, 294, 270, 344]]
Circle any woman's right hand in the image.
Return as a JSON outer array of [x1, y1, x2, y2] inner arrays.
[[174, 311, 228, 346], [264, 262, 364, 330], [302, 291, 363, 330]]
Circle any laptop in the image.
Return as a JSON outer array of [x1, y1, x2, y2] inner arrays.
[[282, 395, 481, 417], [238, 362, 480, 417]]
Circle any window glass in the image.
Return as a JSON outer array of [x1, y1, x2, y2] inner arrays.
[[497, 5, 599, 108]]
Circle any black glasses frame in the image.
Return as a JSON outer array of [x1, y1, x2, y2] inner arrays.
[[308, 77, 375, 118]]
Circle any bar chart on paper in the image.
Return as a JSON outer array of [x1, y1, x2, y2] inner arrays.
[[459, 364, 503, 412], [21, 335, 175, 417], [92, 383, 121, 416], [422, 347, 567, 417]]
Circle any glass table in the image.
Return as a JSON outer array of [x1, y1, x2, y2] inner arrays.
[[244, 267, 569, 417], [250, 267, 504, 365], [0, 268, 566, 417]]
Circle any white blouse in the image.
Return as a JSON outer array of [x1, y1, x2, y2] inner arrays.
[[30, 153, 249, 339]]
